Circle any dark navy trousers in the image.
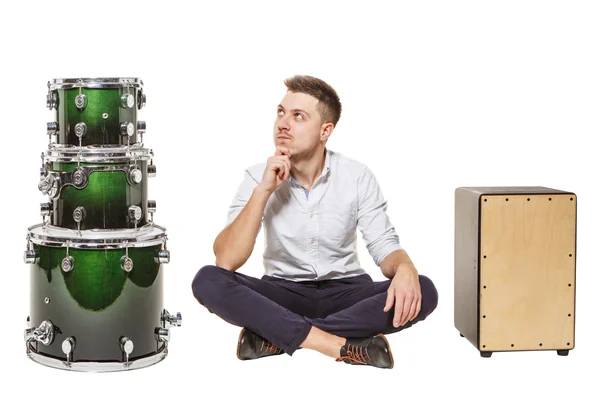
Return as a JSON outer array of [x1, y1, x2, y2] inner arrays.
[[191, 265, 438, 356]]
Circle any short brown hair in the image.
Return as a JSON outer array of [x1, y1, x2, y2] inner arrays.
[[284, 75, 342, 127]]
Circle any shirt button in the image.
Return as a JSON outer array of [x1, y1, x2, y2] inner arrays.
[[309, 213, 314, 218], [311, 239, 316, 244]]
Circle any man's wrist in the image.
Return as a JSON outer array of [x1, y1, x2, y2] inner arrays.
[[254, 185, 274, 198], [393, 262, 417, 277]]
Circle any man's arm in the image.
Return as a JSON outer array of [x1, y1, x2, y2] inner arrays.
[[379, 249, 417, 279], [356, 165, 403, 268], [213, 186, 271, 272], [355, 166, 421, 327], [213, 146, 292, 272]]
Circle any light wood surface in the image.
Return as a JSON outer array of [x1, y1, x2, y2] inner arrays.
[[479, 193, 576, 351]]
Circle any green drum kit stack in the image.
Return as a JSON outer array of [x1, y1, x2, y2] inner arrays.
[[23, 78, 182, 372]]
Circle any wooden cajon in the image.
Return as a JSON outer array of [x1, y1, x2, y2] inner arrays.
[[454, 186, 577, 357]]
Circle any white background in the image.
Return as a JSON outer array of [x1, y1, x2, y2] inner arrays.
[[1, 1, 598, 398]]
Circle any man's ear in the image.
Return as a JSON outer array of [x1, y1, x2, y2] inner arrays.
[[321, 122, 334, 140]]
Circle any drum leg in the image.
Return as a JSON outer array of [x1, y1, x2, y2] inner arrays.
[[557, 350, 569, 356], [480, 351, 492, 358]]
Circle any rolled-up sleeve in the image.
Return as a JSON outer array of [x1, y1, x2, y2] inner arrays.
[[225, 170, 260, 228], [356, 166, 402, 266]]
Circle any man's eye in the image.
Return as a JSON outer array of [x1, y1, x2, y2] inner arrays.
[[277, 109, 284, 115], [295, 113, 303, 119]]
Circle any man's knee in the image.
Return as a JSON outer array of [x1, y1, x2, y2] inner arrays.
[[419, 275, 439, 318], [191, 264, 234, 305]]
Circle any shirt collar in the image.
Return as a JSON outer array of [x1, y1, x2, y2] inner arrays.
[[321, 148, 332, 178]]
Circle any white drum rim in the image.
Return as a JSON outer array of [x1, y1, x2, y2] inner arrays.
[[45, 145, 153, 163], [49, 78, 143, 90], [27, 224, 167, 249]]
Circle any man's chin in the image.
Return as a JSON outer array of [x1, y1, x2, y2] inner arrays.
[[275, 140, 291, 149]]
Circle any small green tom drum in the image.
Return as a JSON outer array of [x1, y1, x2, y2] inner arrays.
[[47, 78, 146, 147]]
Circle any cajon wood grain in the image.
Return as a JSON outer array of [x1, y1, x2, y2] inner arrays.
[[454, 186, 576, 357]]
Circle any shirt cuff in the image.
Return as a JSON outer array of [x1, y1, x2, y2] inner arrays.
[[373, 241, 403, 266]]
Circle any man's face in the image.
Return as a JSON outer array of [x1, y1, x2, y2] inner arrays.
[[273, 91, 324, 159]]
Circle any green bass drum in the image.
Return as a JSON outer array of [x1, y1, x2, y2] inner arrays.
[[46, 78, 146, 147], [23, 224, 181, 372]]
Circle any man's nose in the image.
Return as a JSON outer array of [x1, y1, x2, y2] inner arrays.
[[277, 113, 291, 130]]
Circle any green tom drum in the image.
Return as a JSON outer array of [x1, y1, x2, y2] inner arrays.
[[39, 146, 155, 231], [47, 78, 146, 147], [23, 224, 180, 372]]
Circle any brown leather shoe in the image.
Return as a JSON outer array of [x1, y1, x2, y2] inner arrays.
[[335, 334, 394, 369], [236, 328, 284, 360]]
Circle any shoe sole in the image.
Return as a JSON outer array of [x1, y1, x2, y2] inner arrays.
[[375, 334, 394, 369]]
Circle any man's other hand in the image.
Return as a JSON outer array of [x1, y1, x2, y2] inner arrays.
[[383, 264, 422, 327]]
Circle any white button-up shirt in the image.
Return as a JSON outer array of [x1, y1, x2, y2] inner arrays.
[[225, 149, 402, 281]]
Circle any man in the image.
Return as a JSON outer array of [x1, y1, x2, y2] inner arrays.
[[192, 75, 438, 369]]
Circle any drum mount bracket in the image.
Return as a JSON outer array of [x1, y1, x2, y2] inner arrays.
[[24, 320, 55, 348], [39, 165, 143, 199], [155, 309, 182, 343]]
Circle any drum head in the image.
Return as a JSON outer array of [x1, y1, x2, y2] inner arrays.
[[27, 224, 167, 249], [49, 78, 143, 90], [45, 145, 153, 163]]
